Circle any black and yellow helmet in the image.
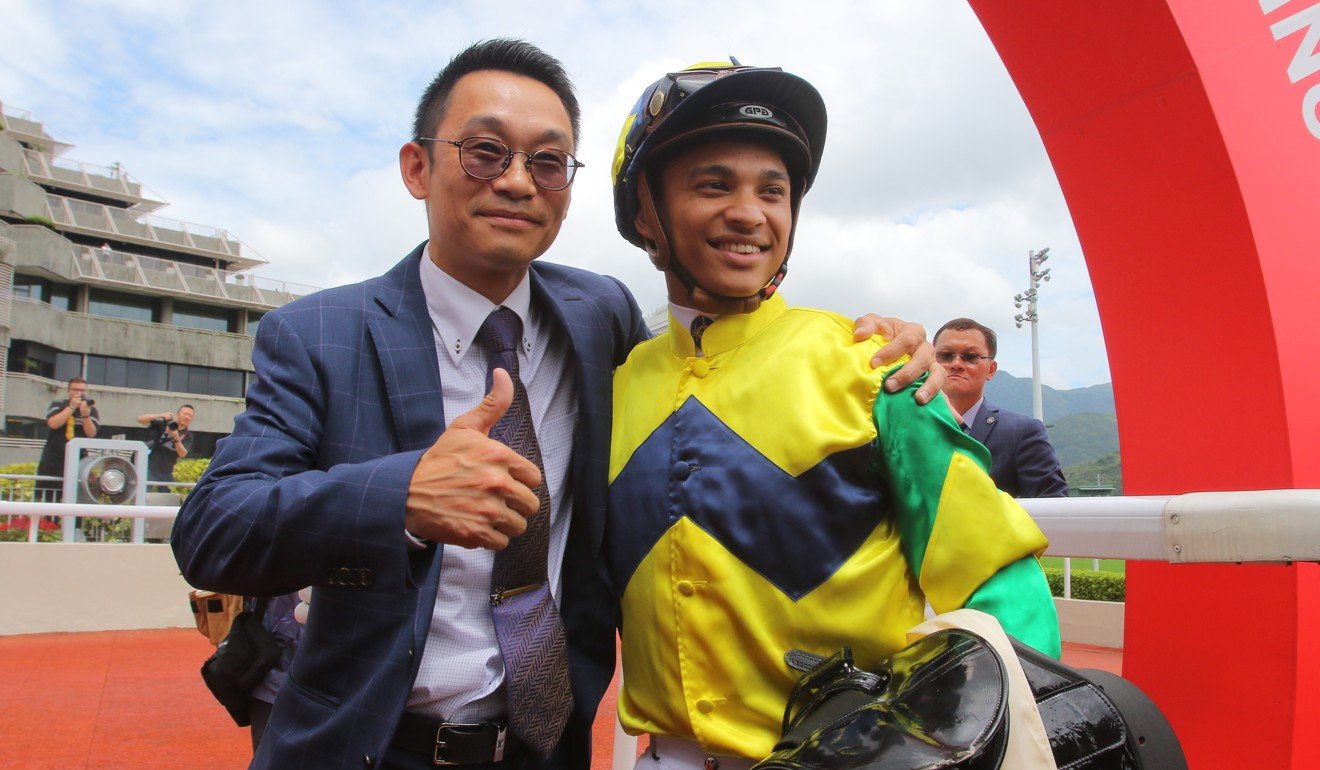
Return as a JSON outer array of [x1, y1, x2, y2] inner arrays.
[[611, 61, 827, 306]]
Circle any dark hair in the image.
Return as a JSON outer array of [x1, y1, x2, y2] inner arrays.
[[67, 376, 86, 386], [934, 317, 998, 358], [412, 38, 580, 151], [179, 404, 195, 413]]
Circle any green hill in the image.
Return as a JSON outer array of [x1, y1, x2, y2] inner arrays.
[[1045, 412, 1118, 467], [984, 371, 1115, 420], [1062, 451, 1124, 496], [981, 372, 1121, 490]]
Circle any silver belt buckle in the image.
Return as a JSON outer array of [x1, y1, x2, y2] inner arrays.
[[432, 722, 507, 765]]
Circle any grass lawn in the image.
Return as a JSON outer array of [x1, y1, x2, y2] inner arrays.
[[1041, 556, 1125, 575]]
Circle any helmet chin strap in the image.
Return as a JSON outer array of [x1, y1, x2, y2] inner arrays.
[[637, 173, 791, 315], [671, 254, 786, 315]]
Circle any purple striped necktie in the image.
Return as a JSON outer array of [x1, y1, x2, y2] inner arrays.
[[476, 307, 573, 758]]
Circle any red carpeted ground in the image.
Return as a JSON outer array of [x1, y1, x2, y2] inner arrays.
[[0, 629, 1120, 769]]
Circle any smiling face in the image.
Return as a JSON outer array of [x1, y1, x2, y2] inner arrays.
[[400, 69, 574, 302], [640, 137, 792, 305]]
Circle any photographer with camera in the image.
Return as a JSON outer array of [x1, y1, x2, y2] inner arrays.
[[36, 377, 100, 502], [137, 404, 194, 483]]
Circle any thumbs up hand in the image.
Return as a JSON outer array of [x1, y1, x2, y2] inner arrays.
[[403, 369, 542, 550]]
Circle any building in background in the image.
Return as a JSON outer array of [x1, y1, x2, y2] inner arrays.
[[0, 99, 318, 466]]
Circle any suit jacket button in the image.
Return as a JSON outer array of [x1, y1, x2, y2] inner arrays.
[[338, 567, 354, 584], [363, 754, 373, 767], [359, 569, 375, 587]]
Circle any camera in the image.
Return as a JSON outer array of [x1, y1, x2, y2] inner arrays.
[[167, 421, 179, 430], [84, 398, 95, 406]]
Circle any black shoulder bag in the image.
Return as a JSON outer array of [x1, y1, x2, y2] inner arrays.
[[200, 596, 283, 727]]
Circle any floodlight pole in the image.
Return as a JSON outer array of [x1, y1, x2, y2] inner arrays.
[[1014, 248, 1051, 422]]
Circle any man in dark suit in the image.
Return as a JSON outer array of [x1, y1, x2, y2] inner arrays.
[[173, 40, 940, 770], [934, 318, 1068, 499]]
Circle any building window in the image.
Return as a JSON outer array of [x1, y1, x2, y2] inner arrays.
[[174, 301, 233, 333], [209, 369, 244, 397], [57, 352, 81, 381], [167, 363, 190, 393], [6, 340, 81, 381], [49, 284, 76, 311], [88, 355, 242, 397], [12, 276, 40, 301], [88, 288, 157, 323], [126, 360, 169, 391], [4, 416, 47, 440], [166, 363, 243, 397], [85, 355, 105, 384], [8, 343, 246, 398], [247, 311, 264, 337], [11, 275, 77, 310]]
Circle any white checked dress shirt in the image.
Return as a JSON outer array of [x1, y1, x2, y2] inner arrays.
[[407, 247, 578, 721], [960, 397, 985, 430]]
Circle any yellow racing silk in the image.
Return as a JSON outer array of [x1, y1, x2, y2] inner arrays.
[[606, 294, 1058, 759]]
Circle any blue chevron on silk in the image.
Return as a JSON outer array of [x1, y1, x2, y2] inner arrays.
[[479, 308, 573, 758], [607, 397, 887, 600]]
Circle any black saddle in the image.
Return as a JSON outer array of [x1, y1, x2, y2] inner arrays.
[[753, 629, 1185, 770]]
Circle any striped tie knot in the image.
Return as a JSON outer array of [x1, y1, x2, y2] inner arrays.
[[690, 315, 715, 352]]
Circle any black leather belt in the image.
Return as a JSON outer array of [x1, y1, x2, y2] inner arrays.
[[392, 712, 514, 765]]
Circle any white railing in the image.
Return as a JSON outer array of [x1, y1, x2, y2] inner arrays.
[[248, 274, 322, 300], [4, 488, 1314, 558], [20, 149, 166, 210], [43, 192, 264, 267], [0, 101, 73, 156], [0, 477, 195, 544], [70, 244, 319, 308], [1020, 490, 1320, 563]]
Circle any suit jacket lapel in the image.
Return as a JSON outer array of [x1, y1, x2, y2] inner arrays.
[[969, 398, 999, 444], [367, 246, 447, 453], [529, 270, 609, 563], [365, 247, 449, 650]]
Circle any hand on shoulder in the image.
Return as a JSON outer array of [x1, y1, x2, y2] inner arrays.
[[852, 314, 944, 404]]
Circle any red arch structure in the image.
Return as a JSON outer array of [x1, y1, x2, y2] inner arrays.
[[967, 1, 1320, 767]]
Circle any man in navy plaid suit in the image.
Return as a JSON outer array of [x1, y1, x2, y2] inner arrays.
[[173, 39, 939, 770]]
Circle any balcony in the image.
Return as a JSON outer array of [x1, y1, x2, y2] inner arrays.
[[71, 244, 317, 308], [0, 102, 73, 157], [43, 192, 266, 270], [21, 150, 167, 213], [3, 223, 318, 310]]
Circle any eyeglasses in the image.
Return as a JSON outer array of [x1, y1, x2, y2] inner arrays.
[[936, 352, 993, 365], [419, 136, 583, 191]]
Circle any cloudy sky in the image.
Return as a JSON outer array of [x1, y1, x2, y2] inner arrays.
[[0, 0, 1111, 389]]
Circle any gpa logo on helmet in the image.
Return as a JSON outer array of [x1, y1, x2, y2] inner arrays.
[[740, 104, 774, 120]]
